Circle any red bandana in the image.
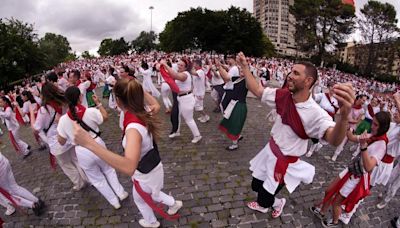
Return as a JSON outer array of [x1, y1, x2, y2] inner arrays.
[[67, 104, 86, 120]]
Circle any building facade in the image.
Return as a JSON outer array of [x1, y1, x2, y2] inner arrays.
[[253, 0, 297, 56]]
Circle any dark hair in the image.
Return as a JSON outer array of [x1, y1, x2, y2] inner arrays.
[[21, 90, 36, 104], [180, 58, 192, 71], [0, 96, 13, 110], [122, 65, 130, 74], [41, 82, 67, 108], [141, 61, 149, 70], [356, 94, 367, 100], [374, 111, 391, 137], [46, 72, 58, 83], [113, 78, 160, 139], [193, 59, 202, 67], [65, 86, 98, 134], [69, 70, 81, 80], [296, 61, 318, 88]]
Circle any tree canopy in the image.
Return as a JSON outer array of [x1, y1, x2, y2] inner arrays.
[[159, 7, 275, 57], [98, 37, 130, 56], [39, 32, 72, 68], [131, 31, 157, 53]]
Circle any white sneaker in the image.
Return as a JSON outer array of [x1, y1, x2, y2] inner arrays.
[[167, 200, 183, 215], [138, 219, 160, 228], [200, 115, 210, 123], [168, 132, 180, 138], [339, 212, 352, 224], [247, 201, 269, 213], [331, 154, 338, 161], [5, 206, 15, 216], [315, 143, 323, 152], [191, 135, 202, 144], [112, 202, 121, 210], [377, 201, 387, 209], [119, 191, 129, 201], [197, 116, 204, 121]]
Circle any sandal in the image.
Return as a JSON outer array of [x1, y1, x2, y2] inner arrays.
[[272, 198, 286, 218]]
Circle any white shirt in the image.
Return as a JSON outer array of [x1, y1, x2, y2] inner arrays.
[[387, 122, 400, 157], [22, 101, 39, 115], [228, 66, 239, 79], [175, 71, 192, 92], [0, 107, 19, 131], [0, 152, 9, 176], [57, 107, 103, 145], [193, 69, 206, 96], [122, 123, 153, 160], [314, 93, 338, 115], [34, 105, 72, 155], [78, 81, 91, 108], [58, 77, 69, 92]]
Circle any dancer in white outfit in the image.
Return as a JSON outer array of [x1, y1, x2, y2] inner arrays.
[[57, 86, 128, 209], [30, 82, 88, 190], [73, 78, 183, 228], [0, 152, 45, 216], [161, 58, 202, 144], [0, 96, 31, 158], [139, 61, 160, 98]]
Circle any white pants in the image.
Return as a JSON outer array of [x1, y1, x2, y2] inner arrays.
[[56, 147, 88, 189], [0, 192, 11, 208], [161, 83, 172, 110], [9, 128, 29, 156], [383, 163, 400, 203], [0, 159, 38, 208], [177, 94, 200, 137], [132, 181, 175, 223], [75, 138, 125, 206]]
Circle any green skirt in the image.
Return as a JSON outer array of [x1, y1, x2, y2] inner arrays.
[[355, 119, 372, 135], [103, 84, 110, 98], [219, 102, 247, 141], [86, 91, 96, 107]]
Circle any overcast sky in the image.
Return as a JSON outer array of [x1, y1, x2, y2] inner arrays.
[[1, 0, 399, 55]]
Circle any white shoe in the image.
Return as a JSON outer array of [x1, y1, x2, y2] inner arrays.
[[119, 191, 129, 201], [112, 202, 121, 210], [197, 116, 204, 121], [168, 132, 180, 138], [339, 212, 352, 224], [138, 219, 160, 228], [247, 201, 269, 213], [272, 198, 286, 218], [331, 154, 338, 161], [200, 115, 210, 123], [315, 143, 323, 152], [377, 201, 387, 209], [5, 206, 15, 216], [167, 200, 183, 215], [191, 135, 202, 144]]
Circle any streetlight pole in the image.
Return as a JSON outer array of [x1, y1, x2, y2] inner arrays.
[[149, 6, 154, 32]]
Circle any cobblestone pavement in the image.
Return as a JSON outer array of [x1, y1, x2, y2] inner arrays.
[[1, 88, 399, 228]]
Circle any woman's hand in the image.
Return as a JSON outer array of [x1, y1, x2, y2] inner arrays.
[[92, 94, 100, 106], [358, 131, 369, 149]]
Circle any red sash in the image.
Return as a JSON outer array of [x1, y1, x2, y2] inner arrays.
[[321, 134, 388, 212], [367, 104, 375, 119], [325, 93, 338, 117], [275, 89, 308, 139], [8, 131, 21, 154], [87, 82, 96, 91], [123, 111, 179, 220], [352, 104, 362, 110], [0, 187, 20, 210], [75, 80, 81, 87], [67, 104, 86, 120], [269, 137, 299, 184], [381, 154, 394, 164], [14, 107, 25, 125], [159, 65, 180, 93], [48, 101, 62, 115], [206, 68, 212, 80]]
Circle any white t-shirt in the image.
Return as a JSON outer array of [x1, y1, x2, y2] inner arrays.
[[228, 66, 240, 79], [314, 93, 338, 115], [58, 77, 69, 92], [0, 107, 19, 131], [193, 69, 206, 96], [122, 123, 153, 160], [175, 71, 192, 92], [22, 101, 39, 115], [57, 107, 103, 145], [78, 81, 91, 108]]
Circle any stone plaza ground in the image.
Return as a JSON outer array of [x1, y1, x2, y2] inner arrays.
[[1, 87, 399, 227]]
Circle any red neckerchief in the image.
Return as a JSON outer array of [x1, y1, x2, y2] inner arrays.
[[206, 68, 212, 80], [353, 104, 362, 109], [275, 88, 309, 139], [159, 65, 180, 93], [48, 101, 62, 114], [367, 134, 388, 146], [67, 104, 86, 120], [367, 104, 375, 118], [325, 93, 339, 112], [75, 80, 81, 87], [122, 111, 145, 137], [87, 82, 96, 91]]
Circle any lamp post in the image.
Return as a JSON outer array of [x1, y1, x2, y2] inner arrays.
[[149, 6, 154, 32]]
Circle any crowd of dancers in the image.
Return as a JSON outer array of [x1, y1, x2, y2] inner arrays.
[[0, 51, 399, 227]]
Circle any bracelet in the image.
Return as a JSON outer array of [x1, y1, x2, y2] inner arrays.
[[96, 103, 103, 108], [360, 147, 368, 151]]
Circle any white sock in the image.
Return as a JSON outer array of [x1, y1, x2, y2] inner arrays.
[[272, 198, 281, 208]]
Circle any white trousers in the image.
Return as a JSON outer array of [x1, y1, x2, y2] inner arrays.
[[383, 163, 400, 203], [177, 94, 200, 137], [132, 181, 175, 223], [161, 83, 172, 110], [9, 128, 29, 156], [75, 138, 125, 206], [0, 192, 11, 208], [0, 159, 38, 208], [334, 136, 348, 156], [56, 147, 88, 189]]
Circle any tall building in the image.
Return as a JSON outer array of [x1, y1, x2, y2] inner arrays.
[[253, 0, 297, 56]]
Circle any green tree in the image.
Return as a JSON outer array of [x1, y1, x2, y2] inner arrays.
[[290, 0, 355, 63], [358, 0, 399, 75], [131, 31, 157, 53], [38, 32, 72, 68], [98, 37, 129, 56], [98, 38, 113, 56], [0, 18, 46, 86], [81, 51, 94, 59], [159, 7, 274, 57]]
